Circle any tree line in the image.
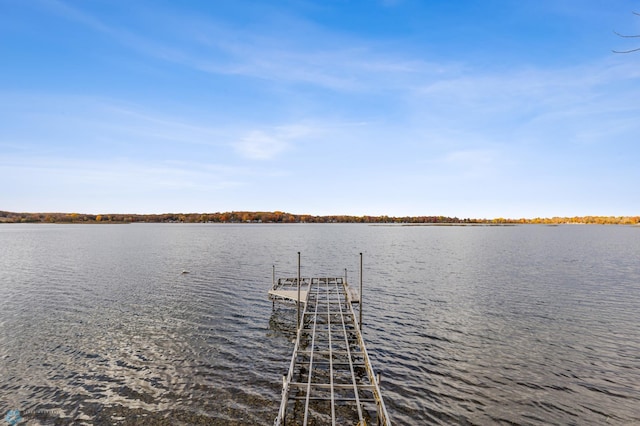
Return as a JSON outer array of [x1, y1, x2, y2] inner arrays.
[[1, 210, 638, 225]]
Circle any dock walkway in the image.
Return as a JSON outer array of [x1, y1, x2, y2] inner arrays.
[[270, 276, 390, 425]]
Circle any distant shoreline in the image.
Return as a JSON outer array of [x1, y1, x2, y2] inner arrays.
[[1, 211, 638, 225]]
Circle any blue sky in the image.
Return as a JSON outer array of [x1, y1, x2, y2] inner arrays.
[[2, 0, 640, 218]]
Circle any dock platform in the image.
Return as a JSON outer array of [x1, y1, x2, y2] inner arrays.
[[270, 276, 390, 425]]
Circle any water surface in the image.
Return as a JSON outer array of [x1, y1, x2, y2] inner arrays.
[[1, 224, 639, 424]]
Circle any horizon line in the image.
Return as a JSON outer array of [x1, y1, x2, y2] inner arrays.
[[2, 210, 639, 222]]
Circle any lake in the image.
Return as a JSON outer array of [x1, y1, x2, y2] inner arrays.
[[1, 223, 639, 425]]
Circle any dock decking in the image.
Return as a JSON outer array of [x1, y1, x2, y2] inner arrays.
[[270, 276, 390, 425]]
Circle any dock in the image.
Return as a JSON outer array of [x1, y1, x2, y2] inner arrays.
[[269, 255, 391, 425]]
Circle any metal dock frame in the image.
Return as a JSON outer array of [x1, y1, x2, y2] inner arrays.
[[271, 276, 391, 426]]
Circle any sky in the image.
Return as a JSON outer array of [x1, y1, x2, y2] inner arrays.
[[2, 0, 640, 218]]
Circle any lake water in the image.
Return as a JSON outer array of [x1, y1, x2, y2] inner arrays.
[[1, 223, 639, 425]]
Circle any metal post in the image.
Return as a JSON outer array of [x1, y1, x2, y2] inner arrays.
[[272, 265, 276, 309], [297, 252, 301, 330], [282, 375, 287, 426], [344, 268, 348, 303], [359, 252, 363, 331], [377, 372, 382, 426]]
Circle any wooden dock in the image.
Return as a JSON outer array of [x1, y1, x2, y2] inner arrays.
[[269, 262, 391, 425]]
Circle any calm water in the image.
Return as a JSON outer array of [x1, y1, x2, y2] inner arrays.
[[1, 224, 639, 425]]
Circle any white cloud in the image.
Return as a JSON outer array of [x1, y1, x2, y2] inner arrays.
[[234, 124, 319, 160], [235, 130, 287, 160], [0, 93, 232, 155]]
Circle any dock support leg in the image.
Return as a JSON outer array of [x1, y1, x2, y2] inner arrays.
[[282, 375, 287, 426], [297, 252, 301, 330], [359, 252, 363, 331]]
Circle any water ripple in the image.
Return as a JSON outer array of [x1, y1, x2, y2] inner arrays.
[[1, 224, 640, 424]]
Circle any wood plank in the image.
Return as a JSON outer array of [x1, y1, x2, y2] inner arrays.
[[268, 289, 309, 303]]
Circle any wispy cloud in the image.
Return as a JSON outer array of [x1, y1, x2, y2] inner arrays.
[[40, 0, 190, 63], [411, 57, 640, 146], [38, 0, 448, 92], [235, 130, 288, 161], [98, 104, 227, 147], [0, 93, 231, 151], [2, 154, 246, 190], [1, 153, 252, 213], [234, 124, 319, 160]]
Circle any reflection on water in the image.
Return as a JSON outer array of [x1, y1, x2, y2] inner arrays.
[[1, 224, 640, 425]]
